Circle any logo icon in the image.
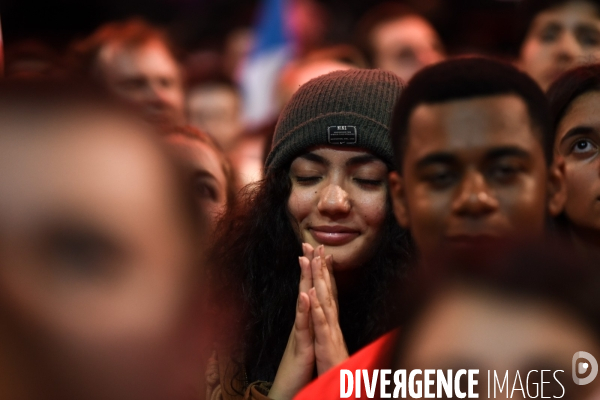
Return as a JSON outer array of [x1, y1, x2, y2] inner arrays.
[[573, 351, 598, 385], [327, 126, 357, 145]]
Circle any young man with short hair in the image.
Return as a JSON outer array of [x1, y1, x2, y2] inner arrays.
[[388, 57, 565, 266]]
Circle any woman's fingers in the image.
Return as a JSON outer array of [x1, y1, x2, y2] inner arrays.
[[299, 246, 348, 378], [317, 244, 325, 259], [311, 255, 337, 323], [316, 246, 333, 296], [302, 242, 315, 261], [313, 246, 336, 301], [298, 256, 312, 294], [325, 254, 339, 311], [269, 292, 315, 400], [308, 287, 329, 343], [321, 255, 333, 296], [309, 287, 349, 376], [294, 292, 313, 350]]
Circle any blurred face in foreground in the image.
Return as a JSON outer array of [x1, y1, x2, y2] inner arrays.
[[390, 94, 564, 264], [555, 90, 600, 242], [0, 106, 203, 399], [96, 39, 186, 127], [397, 284, 600, 399], [287, 146, 388, 271], [371, 15, 445, 82], [520, 1, 600, 90]]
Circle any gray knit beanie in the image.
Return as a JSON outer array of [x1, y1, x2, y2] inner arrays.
[[265, 69, 403, 171]]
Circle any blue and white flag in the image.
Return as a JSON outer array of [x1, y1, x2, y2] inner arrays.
[[240, 0, 294, 127]]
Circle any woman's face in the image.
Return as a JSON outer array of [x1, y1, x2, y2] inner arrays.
[[287, 146, 388, 270], [555, 90, 600, 235], [520, 1, 600, 90], [165, 135, 228, 229]]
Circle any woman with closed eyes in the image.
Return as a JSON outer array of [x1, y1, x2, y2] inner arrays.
[[209, 69, 411, 400], [548, 63, 600, 259]]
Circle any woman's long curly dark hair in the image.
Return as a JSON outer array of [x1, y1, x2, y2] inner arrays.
[[210, 163, 412, 388]]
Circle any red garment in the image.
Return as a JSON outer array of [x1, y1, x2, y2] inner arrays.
[[293, 329, 399, 400]]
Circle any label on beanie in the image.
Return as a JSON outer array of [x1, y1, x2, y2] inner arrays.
[[327, 126, 357, 145]]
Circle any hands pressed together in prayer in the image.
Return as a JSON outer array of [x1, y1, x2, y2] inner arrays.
[[269, 243, 349, 400]]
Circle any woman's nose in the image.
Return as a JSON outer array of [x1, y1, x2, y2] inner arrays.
[[317, 184, 351, 216]]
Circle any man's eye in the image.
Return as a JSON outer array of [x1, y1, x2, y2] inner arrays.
[[425, 171, 456, 189], [578, 29, 600, 46], [571, 138, 598, 154], [488, 165, 520, 182], [396, 48, 417, 63], [159, 78, 176, 88], [538, 26, 560, 43], [119, 78, 146, 90]]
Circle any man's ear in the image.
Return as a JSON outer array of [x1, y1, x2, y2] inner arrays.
[[547, 156, 567, 217], [388, 171, 410, 228]]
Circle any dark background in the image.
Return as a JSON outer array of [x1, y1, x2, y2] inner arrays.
[[0, 0, 524, 57]]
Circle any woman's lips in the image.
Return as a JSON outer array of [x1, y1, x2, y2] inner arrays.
[[309, 226, 360, 246]]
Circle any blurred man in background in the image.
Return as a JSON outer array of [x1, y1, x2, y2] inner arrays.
[[518, 0, 600, 90], [356, 2, 445, 83], [73, 19, 186, 129]]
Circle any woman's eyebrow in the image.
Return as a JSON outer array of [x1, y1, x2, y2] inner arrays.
[[346, 154, 378, 167], [559, 126, 596, 147], [299, 152, 329, 165]]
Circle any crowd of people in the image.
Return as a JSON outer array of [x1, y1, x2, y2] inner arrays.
[[2, 0, 600, 399]]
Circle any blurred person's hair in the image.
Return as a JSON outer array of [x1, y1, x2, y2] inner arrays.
[[390, 57, 553, 171], [515, 0, 600, 51], [163, 125, 238, 209], [355, 2, 430, 67], [392, 239, 600, 362], [70, 18, 181, 77], [547, 63, 600, 141]]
